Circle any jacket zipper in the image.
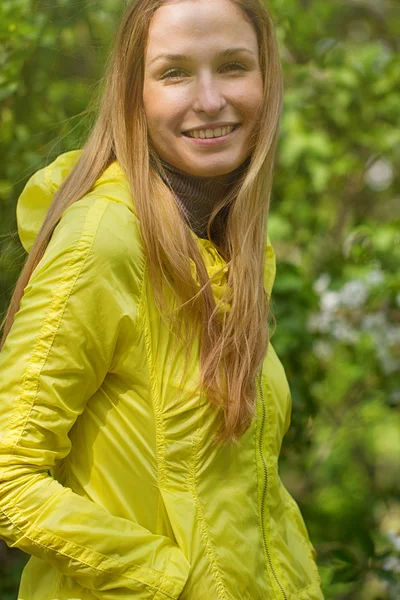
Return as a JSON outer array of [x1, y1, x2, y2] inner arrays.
[[257, 370, 288, 600]]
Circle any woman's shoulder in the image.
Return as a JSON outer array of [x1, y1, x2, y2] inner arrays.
[[61, 194, 145, 276], [17, 151, 145, 266], [16, 153, 146, 295]]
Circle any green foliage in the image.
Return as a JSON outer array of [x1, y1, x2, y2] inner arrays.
[[268, 1, 400, 597], [1, 1, 399, 599]]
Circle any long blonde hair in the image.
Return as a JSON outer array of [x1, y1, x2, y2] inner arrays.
[[0, 0, 283, 446]]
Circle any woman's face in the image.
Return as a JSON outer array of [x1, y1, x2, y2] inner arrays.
[[143, 0, 264, 179]]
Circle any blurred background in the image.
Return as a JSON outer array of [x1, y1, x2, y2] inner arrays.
[[0, 0, 399, 598]]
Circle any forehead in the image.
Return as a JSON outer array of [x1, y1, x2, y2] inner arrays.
[[145, 0, 257, 58]]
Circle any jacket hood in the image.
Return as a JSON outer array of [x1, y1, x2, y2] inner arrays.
[[16, 150, 276, 296], [16, 150, 133, 254], [17, 150, 80, 254]]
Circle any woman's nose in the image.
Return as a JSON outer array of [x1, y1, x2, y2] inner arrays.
[[192, 76, 227, 114]]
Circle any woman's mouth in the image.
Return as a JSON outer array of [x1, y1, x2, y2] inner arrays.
[[182, 124, 241, 146]]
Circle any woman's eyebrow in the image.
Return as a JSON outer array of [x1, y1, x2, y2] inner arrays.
[[149, 47, 255, 65]]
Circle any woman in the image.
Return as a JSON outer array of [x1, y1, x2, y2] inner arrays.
[[0, 0, 324, 598]]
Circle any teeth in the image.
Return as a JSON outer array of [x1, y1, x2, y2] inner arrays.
[[186, 125, 235, 139]]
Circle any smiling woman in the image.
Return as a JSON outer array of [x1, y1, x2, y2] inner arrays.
[[0, 1, 324, 599]]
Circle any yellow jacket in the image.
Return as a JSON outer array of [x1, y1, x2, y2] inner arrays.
[[0, 151, 323, 600]]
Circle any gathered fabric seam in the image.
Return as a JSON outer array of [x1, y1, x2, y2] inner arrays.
[[0, 199, 109, 463], [139, 263, 168, 491], [263, 381, 291, 594], [187, 433, 229, 600]]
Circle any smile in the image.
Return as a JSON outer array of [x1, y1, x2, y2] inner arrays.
[[183, 124, 240, 139]]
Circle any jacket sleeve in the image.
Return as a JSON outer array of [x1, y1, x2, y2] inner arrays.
[[0, 196, 190, 600]]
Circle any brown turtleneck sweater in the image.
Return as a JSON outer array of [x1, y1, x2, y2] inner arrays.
[[157, 158, 249, 240]]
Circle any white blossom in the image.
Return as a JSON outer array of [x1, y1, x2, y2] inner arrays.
[[307, 311, 335, 334], [313, 340, 334, 360], [361, 312, 387, 332], [313, 273, 331, 295], [310, 272, 396, 373], [387, 530, 400, 552], [339, 280, 368, 309], [331, 319, 360, 343], [382, 556, 400, 574], [377, 345, 400, 375], [365, 158, 394, 191], [321, 290, 341, 312], [365, 268, 385, 287], [387, 327, 400, 347]]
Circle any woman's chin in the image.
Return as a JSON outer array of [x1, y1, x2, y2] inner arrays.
[[173, 156, 244, 178]]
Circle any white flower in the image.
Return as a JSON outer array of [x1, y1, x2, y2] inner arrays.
[[387, 328, 400, 350], [313, 273, 331, 295], [340, 280, 368, 309], [387, 530, 400, 552], [361, 312, 387, 332], [321, 290, 341, 312], [389, 584, 400, 600], [377, 345, 400, 375], [313, 340, 333, 360], [365, 158, 394, 191], [332, 318, 359, 343], [307, 314, 322, 332], [365, 268, 385, 287], [307, 311, 336, 334], [382, 556, 400, 574]]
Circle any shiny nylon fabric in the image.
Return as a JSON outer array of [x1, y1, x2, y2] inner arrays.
[[0, 151, 324, 599]]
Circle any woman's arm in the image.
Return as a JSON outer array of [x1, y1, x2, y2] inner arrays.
[[0, 197, 190, 600]]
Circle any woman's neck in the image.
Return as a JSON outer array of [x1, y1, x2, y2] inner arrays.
[[157, 158, 249, 239]]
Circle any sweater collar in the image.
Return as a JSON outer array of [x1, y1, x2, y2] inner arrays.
[[156, 157, 249, 239]]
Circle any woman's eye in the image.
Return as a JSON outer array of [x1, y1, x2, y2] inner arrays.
[[161, 63, 247, 80], [161, 69, 186, 80], [222, 62, 247, 72]]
